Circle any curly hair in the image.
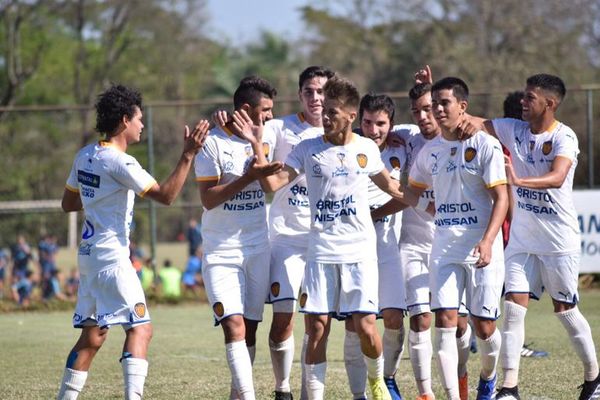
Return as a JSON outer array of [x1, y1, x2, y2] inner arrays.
[[95, 84, 142, 136]]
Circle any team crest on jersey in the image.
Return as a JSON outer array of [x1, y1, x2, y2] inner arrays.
[[542, 140, 553, 155], [356, 153, 368, 168], [213, 302, 224, 318], [389, 156, 401, 170], [244, 145, 252, 157], [312, 164, 322, 176], [262, 142, 270, 157], [333, 152, 349, 177], [450, 147, 457, 156], [133, 302, 146, 318], [271, 282, 280, 297], [299, 293, 308, 308], [464, 147, 477, 162]]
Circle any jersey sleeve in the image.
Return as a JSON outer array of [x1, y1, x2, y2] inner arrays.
[[285, 140, 305, 173], [65, 159, 79, 193], [194, 136, 221, 182], [481, 135, 507, 188], [554, 127, 580, 162], [111, 154, 157, 197], [408, 146, 432, 189], [366, 140, 385, 177], [491, 118, 518, 148]]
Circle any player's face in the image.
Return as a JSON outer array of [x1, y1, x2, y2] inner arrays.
[[322, 98, 355, 136], [410, 92, 439, 139], [360, 109, 391, 148], [125, 106, 144, 144], [247, 97, 274, 125], [299, 77, 328, 120], [521, 86, 549, 122], [431, 89, 466, 130]]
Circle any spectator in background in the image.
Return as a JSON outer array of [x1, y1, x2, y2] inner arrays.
[[140, 258, 155, 294], [43, 269, 68, 301], [182, 247, 203, 296], [38, 234, 59, 279], [12, 269, 34, 306], [11, 234, 33, 280], [65, 267, 80, 300], [158, 259, 182, 300], [186, 218, 202, 256], [129, 241, 145, 279], [0, 248, 9, 299]]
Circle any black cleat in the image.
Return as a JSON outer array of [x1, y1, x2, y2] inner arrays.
[[496, 386, 520, 400], [274, 391, 293, 400], [579, 373, 600, 400]]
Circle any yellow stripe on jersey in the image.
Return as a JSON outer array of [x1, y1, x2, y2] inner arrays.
[[408, 178, 429, 189], [99, 140, 119, 149], [486, 179, 508, 189], [65, 184, 79, 193], [547, 119, 560, 133], [195, 176, 219, 182], [297, 112, 305, 122], [222, 125, 234, 137], [138, 180, 158, 198]]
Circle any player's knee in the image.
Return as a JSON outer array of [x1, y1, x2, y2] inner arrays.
[[221, 315, 246, 342], [382, 309, 404, 329], [353, 313, 377, 338], [410, 312, 432, 332], [552, 299, 576, 313], [471, 318, 496, 339]]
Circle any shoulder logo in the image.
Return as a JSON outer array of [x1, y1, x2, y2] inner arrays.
[[464, 147, 477, 162], [542, 140, 553, 155], [389, 156, 401, 170], [356, 153, 368, 168]]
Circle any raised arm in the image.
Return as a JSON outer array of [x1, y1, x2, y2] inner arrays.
[[144, 120, 210, 205]]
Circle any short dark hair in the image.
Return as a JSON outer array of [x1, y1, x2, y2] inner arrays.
[[503, 91, 524, 119], [233, 76, 277, 110], [95, 84, 142, 136], [323, 76, 360, 110], [431, 77, 469, 101], [298, 66, 335, 90], [526, 73, 566, 103], [408, 82, 432, 101], [359, 93, 395, 125]]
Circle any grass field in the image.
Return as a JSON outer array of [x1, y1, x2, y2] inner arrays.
[[1, 290, 600, 399]]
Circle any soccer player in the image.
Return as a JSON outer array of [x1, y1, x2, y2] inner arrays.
[[406, 77, 508, 400], [246, 76, 403, 400], [479, 75, 600, 400], [343, 93, 407, 400], [194, 76, 282, 400], [58, 84, 209, 400]]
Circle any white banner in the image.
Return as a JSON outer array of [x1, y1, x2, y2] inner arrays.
[[575, 190, 600, 273]]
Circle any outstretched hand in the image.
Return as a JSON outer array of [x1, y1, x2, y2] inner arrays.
[[245, 156, 283, 180], [211, 110, 231, 128], [414, 65, 433, 85], [231, 109, 263, 144], [183, 119, 210, 155]]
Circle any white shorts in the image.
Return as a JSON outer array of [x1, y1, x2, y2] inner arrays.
[[300, 259, 379, 316], [202, 250, 270, 323], [73, 264, 150, 330], [430, 258, 504, 320], [401, 247, 431, 317], [378, 258, 406, 311], [504, 252, 580, 304], [268, 242, 307, 312]]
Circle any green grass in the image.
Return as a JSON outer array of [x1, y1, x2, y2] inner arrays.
[[1, 291, 600, 399]]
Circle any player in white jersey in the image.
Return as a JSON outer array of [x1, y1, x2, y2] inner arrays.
[[58, 84, 209, 400], [373, 80, 474, 400], [477, 74, 600, 400], [265, 67, 335, 400], [406, 77, 508, 400], [195, 76, 282, 400], [341, 93, 407, 400], [245, 77, 403, 400]]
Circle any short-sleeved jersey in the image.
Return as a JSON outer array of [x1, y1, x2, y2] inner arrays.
[[392, 124, 436, 252], [285, 133, 384, 263], [194, 126, 275, 259], [264, 113, 323, 246], [369, 145, 406, 263], [492, 118, 580, 255], [66, 142, 156, 274], [409, 132, 507, 264]]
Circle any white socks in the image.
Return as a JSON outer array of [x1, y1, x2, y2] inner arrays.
[[408, 328, 433, 395], [501, 301, 526, 388], [300, 333, 309, 400], [365, 354, 385, 381], [435, 326, 460, 400], [477, 328, 501, 380], [270, 336, 295, 393], [121, 358, 148, 400], [383, 327, 405, 378], [57, 368, 88, 400], [344, 330, 367, 399], [456, 323, 471, 379], [306, 362, 327, 400], [226, 340, 255, 400], [557, 307, 600, 381]]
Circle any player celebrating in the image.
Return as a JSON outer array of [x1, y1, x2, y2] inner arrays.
[[406, 77, 508, 400], [343, 93, 407, 400], [479, 74, 600, 400], [58, 84, 209, 400], [194, 76, 282, 400]]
